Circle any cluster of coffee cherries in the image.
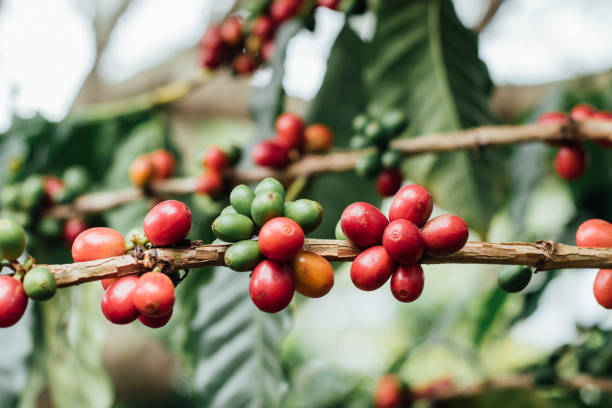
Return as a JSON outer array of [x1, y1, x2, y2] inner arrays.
[[71, 200, 192, 328], [1, 167, 91, 247], [336, 184, 468, 302], [0, 218, 57, 328], [538, 103, 612, 181], [350, 110, 408, 197], [212, 178, 333, 313], [196, 144, 242, 198], [373, 373, 412, 408], [252, 113, 334, 169], [129, 149, 176, 188], [575, 218, 612, 309]]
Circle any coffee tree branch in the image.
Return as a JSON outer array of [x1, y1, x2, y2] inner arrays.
[[37, 240, 612, 287]]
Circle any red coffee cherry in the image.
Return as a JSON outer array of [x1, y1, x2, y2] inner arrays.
[[0, 276, 28, 328], [63, 218, 88, 247], [139, 308, 173, 328], [258, 217, 305, 261], [71, 227, 126, 262], [220, 16, 243, 46], [252, 140, 289, 169], [570, 103, 595, 120], [537, 111, 568, 125], [303, 124, 334, 153], [249, 260, 295, 313], [592, 111, 612, 121], [576, 219, 612, 248], [143, 200, 192, 246], [196, 171, 224, 197], [101, 278, 117, 290], [101, 276, 139, 324], [382, 220, 424, 263], [420, 214, 469, 255], [317, 0, 341, 9], [262, 40, 275, 62], [388, 184, 433, 227], [252, 15, 276, 39], [275, 113, 305, 150], [270, 0, 301, 23], [129, 154, 155, 187], [201, 47, 223, 69], [203, 146, 229, 171], [233, 54, 257, 75], [350, 246, 394, 291], [594, 269, 612, 309], [201, 25, 225, 52], [341, 202, 389, 248], [554, 144, 587, 180], [132, 272, 175, 318], [150, 149, 175, 180], [373, 374, 404, 408], [390, 264, 424, 303], [43, 176, 65, 206], [376, 169, 403, 197]]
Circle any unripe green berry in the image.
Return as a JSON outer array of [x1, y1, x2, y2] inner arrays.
[[23, 266, 57, 301]]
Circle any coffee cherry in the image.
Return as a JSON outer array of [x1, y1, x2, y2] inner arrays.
[[537, 111, 568, 125], [0, 218, 26, 261], [341, 202, 388, 248], [252, 140, 289, 169], [252, 15, 275, 39], [335, 220, 348, 240], [223, 144, 243, 166], [251, 191, 285, 226], [303, 124, 334, 153], [255, 177, 286, 197], [258, 217, 304, 261], [143, 200, 192, 246], [42, 176, 64, 206], [233, 54, 257, 75], [129, 155, 155, 187], [133, 272, 175, 318], [139, 308, 173, 328], [62, 166, 89, 195], [38, 216, 61, 238], [554, 144, 587, 180], [63, 218, 88, 247], [225, 240, 262, 272], [352, 114, 369, 133], [497, 266, 532, 293], [350, 246, 394, 291], [349, 135, 369, 149], [420, 214, 469, 255], [1, 184, 19, 209], [230, 184, 256, 216], [292, 251, 334, 298], [576, 219, 612, 248], [376, 169, 403, 197], [220, 205, 237, 216], [381, 150, 402, 169], [201, 25, 225, 52], [570, 104, 595, 120], [388, 184, 433, 227], [317, 0, 341, 9], [71, 227, 126, 262], [373, 374, 404, 408], [212, 213, 255, 242], [19, 175, 44, 210], [150, 149, 175, 180], [201, 47, 223, 69], [101, 276, 139, 324], [0, 276, 28, 327], [593, 269, 612, 309], [382, 220, 424, 263], [101, 279, 117, 290], [592, 111, 612, 121], [220, 16, 243, 46], [249, 260, 295, 313], [380, 109, 407, 135], [284, 199, 323, 234], [23, 266, 56, 301], [355, 151, 381, 178], [203, 146, 229, 171], [390, 264, 424, 303], [270, 0, 301, 23], [262, 40, 275, 62], [196, 170, 224, 197], [275, 113, 305, 150]]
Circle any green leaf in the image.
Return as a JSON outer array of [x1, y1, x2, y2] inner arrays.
[[473, 288, 508, 347]]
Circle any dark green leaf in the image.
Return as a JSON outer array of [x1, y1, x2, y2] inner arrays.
[[473, 288, 508, 347]]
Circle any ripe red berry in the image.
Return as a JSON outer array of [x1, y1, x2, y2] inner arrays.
[[249, 260, 295, 313], [258, 217, 305, 261], [592, 111, 612, 121], [43, 176, 65, 206], [303, 124, 334, 153], [0, 276, 28, 328], [376, 169, 403, 197], [203, 146, 229, 171], [129, 154, 155, 187], [143, 200, 192, 246], [71, 227, 126, 262], [196, 170, 224, 197], [554, 144, 587, 180], [201, 47, 223, 69], [576, 219, 612, 248], [373, 374, 404, 408], [132, 272, 175, 318], [420, 214, 469, 255], [252, 15, 275, 39], [201, 25, 224, 52], [317, 0, 341, 9], [570, 104, 595, 120], [594, 269, 612, 309], [537, 111, 568, 125], [262, 40, 275, 62], [101, 276, 140, 324], [63, 218, 88, 247], [270, 0, 301, 23], [390, 264, 424, 303], [150, 149, 175, 180], [382, 220, 424, 263], [275, 113, 305, 150], [341, 202, 389, 248], [101, 278, 117, 290], [139, 308, 173, 328], [220, 16, 243, 46], [252, 140, 289, 169], [388, 184, 433, 227], [233, 54, 257, 75], [350, 246, 394, 291]]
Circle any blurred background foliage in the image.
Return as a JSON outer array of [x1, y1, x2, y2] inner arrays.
[[1, 0, 612, 407]]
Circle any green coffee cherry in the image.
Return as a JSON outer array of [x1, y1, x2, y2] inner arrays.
[[254, 178, 285, 197], [251, 192, 284, 226], [284, 199, 323, 234], [349, 135, 369, 149], [381, 150, 403, 169], [224, 240, 262, 272], [212, 238, 231, 245], [1, 185, 20, 209], [38, 216, 61, 238], [355, 151, 381, 178], [352, 114, 369, 133], [230, 185, 256, 216], [380, 109, 407, 135], [223, 145, 242, 166], [19, 175, 44, 210], [335, 220, 348, 240], [498, 266, 532, 293], [364, 122, 386, 147], [0, 218, 26, 261], [23, 266, 57, 301], [63, 166, 89, 195], [220, 205, 237, 216], [212, 214, 255, 242]]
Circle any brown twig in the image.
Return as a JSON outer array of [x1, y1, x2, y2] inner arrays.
[[35, 240, 612, 287]]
